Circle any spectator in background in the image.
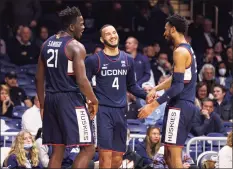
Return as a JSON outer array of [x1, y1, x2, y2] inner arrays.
[[225, 81, 233, 104], [0, 85, 13, 118], [3, 131, 42, 169], [139, 75, 169, 125], [22, 95, 42, 133], [213, 85, 232, 121], [192, 18, 217, 53], [36, 26, 49, 49], [217, 131, 232, 168], [0, 38, 6, 55], [135, 126, 162, 167], [35, 128, 81, 168], [93, 45, 103, 54], [9, 0, 41, 30], [7, 26, 40, 65], [152, 52, 172, 84], [125, 36, 151, 87], [225, 46, 233, 76], [215, 62, 232, 89], [203, 48, 218, 68], [4, 71, 32, 107], [213, 41, 224, 62], [191, 98, 225, 136], [188, 14, 204, 40], [199, 64, 216, 96], [195, 82, 209, 109]]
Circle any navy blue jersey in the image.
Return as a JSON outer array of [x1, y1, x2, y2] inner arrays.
[[85, 50, 147, 108], [170, 43, 197, 103], [41, 35, 80, 93]]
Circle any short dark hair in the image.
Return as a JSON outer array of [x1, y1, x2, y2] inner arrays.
[[59, 6, 82, 29], [166, 14, 188, 34], [202, 98, 214, 105], [213, 84, 226, 93], [99, 24, 113, 36]]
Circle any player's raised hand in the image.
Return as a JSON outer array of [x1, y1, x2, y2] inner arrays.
[[138, 101, 159, 119]]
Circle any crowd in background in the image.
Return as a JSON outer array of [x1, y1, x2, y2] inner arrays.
[[0, 0, 232, 169]]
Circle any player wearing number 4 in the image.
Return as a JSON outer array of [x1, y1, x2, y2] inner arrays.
[[138, 14, 198, 169], [36, 6, 98, 169], [85, 24, 154, 168]]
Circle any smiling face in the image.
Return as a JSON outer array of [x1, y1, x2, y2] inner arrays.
[[71, 16, 85, 40], [163, 22, 175, 43], [100, 25, 119, 48]]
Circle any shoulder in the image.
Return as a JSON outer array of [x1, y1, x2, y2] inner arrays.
[[7, 154, 17, 162], [138, 53, 149, 61], [121, 51, 134, 63], [67, 40, 85, 51], [85, 53, 99, 64], [174, 46, 190, 57]]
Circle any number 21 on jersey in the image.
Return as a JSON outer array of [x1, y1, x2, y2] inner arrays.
[[112, 77, 119, 90], [47, 49, 58, 68]]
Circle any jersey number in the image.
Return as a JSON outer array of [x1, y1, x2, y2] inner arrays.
[[112, 77, 119, 90], [47, 49, 58, 68]]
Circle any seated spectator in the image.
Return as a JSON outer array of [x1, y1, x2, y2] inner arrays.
[[35, 128, 90, 168], [195, 82, 209, 109], [122, 129, 144, 169], [213, 84, 232, 121], [3, 131, 42, 168], [0, 85, 13, 118], [22, 95, 42, 133], [138, 75, 169, 125], [191, 98, 225, 136], [215, 62, 232, 89], [125, 36, 151, 87], [217, 131, 232, 168], [36, 26, 49, 49], [225, 46, 233, 76], [0, 38, 6, 55], [135, 126, 161, 167], [225, 81, 233, 105], [4, 71, 32, 107], [7, 26, 40, 65], [199, 63, 216, 96]]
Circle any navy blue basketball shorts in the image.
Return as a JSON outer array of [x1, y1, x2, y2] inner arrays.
[[161, 100, 196, 146], [43, 92, 94, 146], [97, 105, 127, 153]]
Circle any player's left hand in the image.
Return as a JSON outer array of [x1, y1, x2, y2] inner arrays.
[[138, 101, 159, 119]]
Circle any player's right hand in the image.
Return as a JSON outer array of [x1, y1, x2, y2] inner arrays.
[[88, 100, 98, 120], [146, 88, 158, 104]]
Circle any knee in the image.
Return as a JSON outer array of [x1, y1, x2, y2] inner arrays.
[[81, 145, 95, 156], [99, 152, 112, 163], [112, 157, 122, 168]]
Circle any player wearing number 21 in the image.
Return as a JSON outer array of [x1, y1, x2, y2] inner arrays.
[[85, 24, 154, 168]]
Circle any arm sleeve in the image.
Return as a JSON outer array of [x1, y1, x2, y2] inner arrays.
[[126, 57, 147, 99], [137, 56, 151, 87], [85, 55, 99, 82], [157, 72, 184, 105]]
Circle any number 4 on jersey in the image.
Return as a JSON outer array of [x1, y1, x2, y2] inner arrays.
[[112, 77, 119, 90]]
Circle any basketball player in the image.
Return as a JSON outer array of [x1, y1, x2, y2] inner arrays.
[[138, 14, 197, 168], [36, 6, 98, 168], [85, 25, 153, 168]]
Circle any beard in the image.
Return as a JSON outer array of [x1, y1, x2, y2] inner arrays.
[[103, 38, 119, 48]]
